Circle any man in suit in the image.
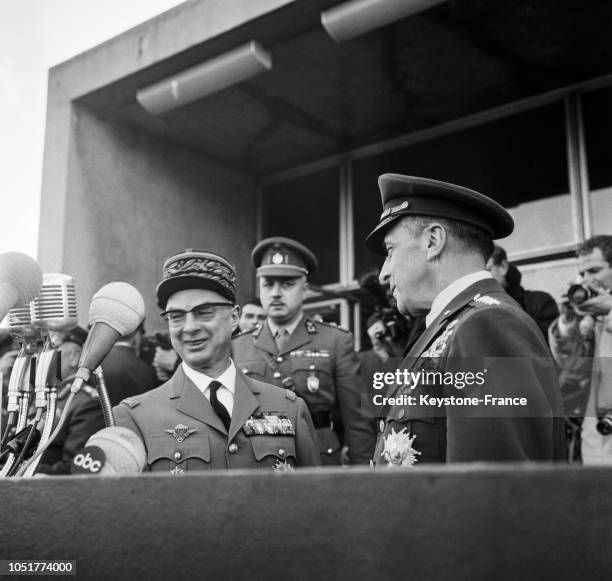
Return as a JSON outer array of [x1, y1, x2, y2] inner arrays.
[[113, 249, 320, 473], [365, 174, 566, 466], [232, 237, 376, 465], [101, 323, 159, 405]]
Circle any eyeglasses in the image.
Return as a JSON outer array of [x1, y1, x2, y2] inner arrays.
[[160, 302, 234, 326]]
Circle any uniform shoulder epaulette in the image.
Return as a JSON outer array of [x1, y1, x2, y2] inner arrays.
[[81, 384, 99, 399], [469, 293, 501, 308], [311, 319, 349, 333], [285, 389, 296, 401], [232, 326, 258, 340], [120, 396, 141, 409]]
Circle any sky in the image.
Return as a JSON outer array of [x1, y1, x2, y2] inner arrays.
[[0, 0, 185, 259]]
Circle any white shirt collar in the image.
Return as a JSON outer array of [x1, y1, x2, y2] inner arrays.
[[268, 312, 303, 338], [425, 270, 492, 328], [181, 359, 237, 396]]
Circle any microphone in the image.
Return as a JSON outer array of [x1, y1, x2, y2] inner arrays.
[[0, 253, 43, 321], [72, 282, 145, 393], [70, 426, 146, 476], [30, 273, 77, 334], [14, 274, 79, 476], [31, 274, 77, 407], [0, 305, 38, 476], [0, 305, 39, 451], [15, 282, 145, 477]]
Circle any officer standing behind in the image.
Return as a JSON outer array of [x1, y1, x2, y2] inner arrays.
[[365, 174, 566, 466], [113, 249, 320, 473], [232, 237, 375, 465]]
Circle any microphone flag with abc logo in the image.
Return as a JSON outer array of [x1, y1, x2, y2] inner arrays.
[[71, 426, 146, 475]]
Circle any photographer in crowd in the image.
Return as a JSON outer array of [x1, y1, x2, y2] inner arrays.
[[549, 235, 612, 464]]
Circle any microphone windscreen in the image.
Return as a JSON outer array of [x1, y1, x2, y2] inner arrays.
[[89, 282, 145, 337], [30, 273, 77, 332], [85, 426, 146, 475], [0, 253, 43, 318]]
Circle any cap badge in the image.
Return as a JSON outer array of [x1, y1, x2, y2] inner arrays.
[[390, 201, 410, 214], [473, 294, 500, 306], [380, 201, 410, 220], [165, 423, 197, 443], [272, 252, 284, 265]]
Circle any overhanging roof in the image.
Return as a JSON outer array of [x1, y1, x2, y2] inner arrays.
[[67, 0, 612, 177]]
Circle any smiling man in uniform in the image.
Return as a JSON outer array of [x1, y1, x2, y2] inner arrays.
[[366, 174, 566, 466], [113, 249, 320, 473]]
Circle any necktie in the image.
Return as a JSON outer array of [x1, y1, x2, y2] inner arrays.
[[275, 328, 289, 352], [209, 380, 231, 431]]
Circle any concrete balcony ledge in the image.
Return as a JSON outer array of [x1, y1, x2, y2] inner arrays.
[[0, 464, 608, 580]]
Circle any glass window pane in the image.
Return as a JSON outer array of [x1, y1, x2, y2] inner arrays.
[[261, 168, 339, 285], [582, 86, 612, 236], [353, 101, 571, 265]]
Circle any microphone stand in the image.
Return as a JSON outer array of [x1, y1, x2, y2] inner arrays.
[[93, 367, 115, 427], [0, 342, 35, 451], [16, 345, 61, 477], [0, 355, 36, 477]]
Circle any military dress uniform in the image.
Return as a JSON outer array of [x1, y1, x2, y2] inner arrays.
[[113, 364, 320, 472], [233, 316, 375, 465], [234, 236, 376, 465], [372, 277, 567, 464], [365, 174, 566, 466], [112, 248, 320, 473]]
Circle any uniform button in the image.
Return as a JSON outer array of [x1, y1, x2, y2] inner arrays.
[[174, 451, 182, 461], [398, 409, 405, 419], [379, 420, 385, 433], [278, 448, 286, 458], [273, 371, 281, 378], [228, 443, 238, 454], [276, 356, 283, 363]]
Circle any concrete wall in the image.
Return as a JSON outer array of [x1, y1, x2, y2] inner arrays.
[[37, 0, 304, 318], [0, 465, 609, 580], [61, 108, 256, 328]]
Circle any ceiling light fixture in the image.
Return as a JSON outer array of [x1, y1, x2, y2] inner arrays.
[[137, 41, 272, 116], [321, 0, 448, 42]]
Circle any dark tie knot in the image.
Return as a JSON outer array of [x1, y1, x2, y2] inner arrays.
[[209, 379, 223, 394]]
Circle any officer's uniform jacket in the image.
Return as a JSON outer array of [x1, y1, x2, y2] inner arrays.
[[39, 379, 106, 474], [232, 316, 375, 465], [113, 365, 320, 473], [374, 278, 567, 466]]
